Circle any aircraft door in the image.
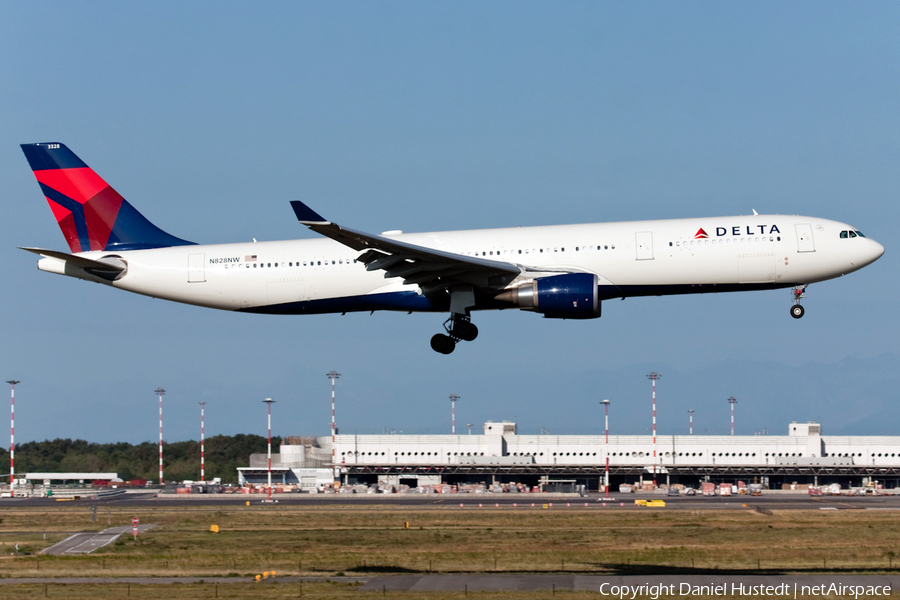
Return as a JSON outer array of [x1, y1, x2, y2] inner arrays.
[[635, 231, 654, 260], [795, 224, 815, 253], [188, 253, 206, 283]]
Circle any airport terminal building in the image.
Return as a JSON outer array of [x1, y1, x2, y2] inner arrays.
[[239, 421, 900, 491]]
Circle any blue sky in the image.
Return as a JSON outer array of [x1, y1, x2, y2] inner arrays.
[[1, 3, 897, 444]]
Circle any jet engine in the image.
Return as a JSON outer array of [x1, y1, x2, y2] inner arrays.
[[495, 273, 600, 319]]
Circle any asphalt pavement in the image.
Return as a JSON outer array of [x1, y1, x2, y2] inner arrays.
[[5, 491, 900, 510], [41, 524, 155, 556]]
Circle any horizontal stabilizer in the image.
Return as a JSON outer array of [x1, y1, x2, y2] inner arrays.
[[20, 247, 126, 273]]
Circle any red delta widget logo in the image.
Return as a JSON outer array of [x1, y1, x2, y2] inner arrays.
[[695, 225, 781, 239]]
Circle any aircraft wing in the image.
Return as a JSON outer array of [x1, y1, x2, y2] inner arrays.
[[290, 201, 522, 295]]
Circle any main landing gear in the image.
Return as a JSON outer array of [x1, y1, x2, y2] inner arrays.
[[430, 314, 479, 355], [790, 285, 807, 319]]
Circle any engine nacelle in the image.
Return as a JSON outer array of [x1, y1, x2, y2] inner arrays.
[[495, 273, 600, 319]]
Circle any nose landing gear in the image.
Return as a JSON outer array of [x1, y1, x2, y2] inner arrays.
[[790, 285, 807, 319], [430, 314, 479, 354]]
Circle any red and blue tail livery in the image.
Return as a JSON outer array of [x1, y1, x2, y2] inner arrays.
[[20, 143, 193, 252]]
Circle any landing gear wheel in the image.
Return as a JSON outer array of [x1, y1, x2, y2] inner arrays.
[[430, 333, 456, 354], [790, 304, 805, 319], [454, 321, 478, 342]]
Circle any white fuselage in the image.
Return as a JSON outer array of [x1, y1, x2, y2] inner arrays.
[[38, 214, 883, 315]]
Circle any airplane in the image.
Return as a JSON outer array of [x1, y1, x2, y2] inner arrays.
[[20, 143, 884, 354]]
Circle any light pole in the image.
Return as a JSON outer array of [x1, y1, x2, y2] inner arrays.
[[326, 371, 340, 479], [199, 402, 206, 482], [646, 372, 661, 485], [6, 381, 19, 493], [688, 409, 694, 436], [449, 395, 460, 434], [466, 423, 473, 435], [155, 388, 165, 486], [601, 399, 610, 498], [263, 398, 276, 502], [728, 397, 738, 436]]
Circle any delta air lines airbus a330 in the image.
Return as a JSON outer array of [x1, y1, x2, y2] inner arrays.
[[21, 143, 884, 354]]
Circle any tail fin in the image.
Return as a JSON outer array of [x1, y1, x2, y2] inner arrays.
[[20, 143, 194, 252]]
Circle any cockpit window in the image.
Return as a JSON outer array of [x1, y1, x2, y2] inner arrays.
[[856, 231, 866, 237], [849, 231, 857, 238], [840, 231, 848, 239]]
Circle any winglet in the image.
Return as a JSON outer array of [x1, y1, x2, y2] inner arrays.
[[290, 201, 329, 225]]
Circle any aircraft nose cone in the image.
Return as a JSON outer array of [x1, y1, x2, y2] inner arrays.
[[847, 237, 884, 271], [868, 238, 885, 263], [872, 240, 884, 260]]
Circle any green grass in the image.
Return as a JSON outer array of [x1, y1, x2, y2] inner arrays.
[[0, 504, 897, 579]]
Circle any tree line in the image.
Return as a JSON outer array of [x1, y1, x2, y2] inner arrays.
[[0, 434, 281, 484]]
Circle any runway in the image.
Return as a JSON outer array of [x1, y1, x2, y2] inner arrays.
[[4, 491, 899, 510]]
